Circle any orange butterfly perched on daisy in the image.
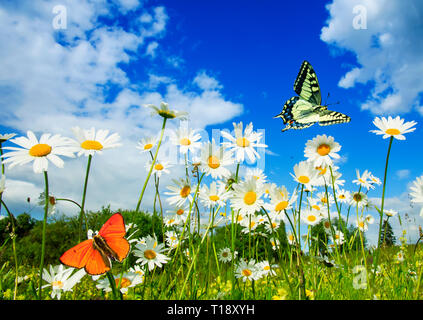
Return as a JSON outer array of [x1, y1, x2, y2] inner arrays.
[[60, 213, 130, 275]]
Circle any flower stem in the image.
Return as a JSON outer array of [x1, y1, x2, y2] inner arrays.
[[135, 117, 167, 213], [1, 199, 18, 300], [38, 170, 49, 300], [78, 154, 92, 242]]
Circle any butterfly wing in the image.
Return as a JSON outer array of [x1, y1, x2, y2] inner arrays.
[[98, 213, 130, 262], [276, 96, 319, 131], [318, 109, 351, 126], [294, 60, 322, 106], [60, 239, 95, 269], [84, 248, 111, 275]]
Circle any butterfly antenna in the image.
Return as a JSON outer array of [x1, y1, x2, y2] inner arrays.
[[324, 92, 330, 106]]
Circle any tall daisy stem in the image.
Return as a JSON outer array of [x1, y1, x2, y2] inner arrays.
[[38, 170, 49, 300], [135, 118, 167, 213], [373, 136, 394, 273], [78, 154, 92, 242], [1, 200, 18, 300]]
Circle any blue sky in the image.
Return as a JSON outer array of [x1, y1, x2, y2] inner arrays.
[[0, 0, 422, 244]]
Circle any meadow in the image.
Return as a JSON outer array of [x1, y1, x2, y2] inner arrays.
[[0, 102, 422, 300]]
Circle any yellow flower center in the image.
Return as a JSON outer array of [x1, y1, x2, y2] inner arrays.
[[236, 137, 250, 148], [298, 176, 310, 184], [358, 221, 365, 228], [317, 143, 331, 156], [249, 221, 256, 228], [243, 191, 257, 205], [288, 234, 295, 241], [242, 269, 252, 277], [52, 280, 64, 289], [339, 194, 345, 199], [307, 215, 317, 222], [144, 143, 153, 150], [176, 209, 184, 216], [316, 166, 327, 175], [180, 138, 191, 146], [144, 249, 157, 260], [222, 251, 228, 257], [209, 195, 220, 201], [115, 277, 131, 288], [207, 155, 220, 169], [81, 140, 103, 151], [324, 221, 331, 229], [167, 219, 175, 225], [237, 215, 243, 222], [180, 186, 191, 198], [385, 128, 400, 135], [353, 193, 362, 202], [312, 205, 321, 211], [321, 197, 328, 204], [154, 163, 164, 171], [264, 265, 270, 271], [275, 201, 288, 211], [29, 144, 52, 157]]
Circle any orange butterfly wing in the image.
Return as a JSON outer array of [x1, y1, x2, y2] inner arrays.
[[60, 239, 94, 269], [84, 248, 110, 275], [59, 213, 129, 275], [99, 212, 130, 262]]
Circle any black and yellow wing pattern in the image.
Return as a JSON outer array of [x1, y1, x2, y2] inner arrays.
[[275, 60, 351, 132]]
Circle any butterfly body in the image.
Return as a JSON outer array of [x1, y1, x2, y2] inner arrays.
[[60, 213, 130, 275], [275, 60, 351, 132]]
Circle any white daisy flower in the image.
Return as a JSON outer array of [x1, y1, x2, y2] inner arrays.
[[352, 169, 375, 190], [301, 208, 322, 226], [133, 235, 170, 271], [370, 116, 417, 140], [235, 259, 261, 282], [270, 237, 281, 249], [218, 247, 237, 263], [145, 159, 172, 178], [384, 209, 398, 217], [304, 134, 341, 167], [316, 191, 334, 208], [395, 250, 405, 262], [245, 167, 267, 185], [322, 219, 333, 234], [165, 179, 194, 207], [221, 122, 267, 164], [286, 232, 296, 245], [198, 140, 234, 179], [42, 265, 86, 300], [169, 126, 202, 155], [164, 216, 178, 227], [144, 102, 188, 120], [96, 272, 143, 294], [336, 189, 351, 204], [70, 127, 122, 157], [230, 176, 265, 216], [365, 214, 375, 224], [1, 131, 76, 173], [329, 230, 345, 245], [137, 136, 158, 153], [410, 176, 423, 217], [199, 181, 231, 209], [256, 260, 276, 277], [263, 182, 277, 199], [240, 215, 260, 234], [291, 161, 319, 189], [165, 230, 180, 249], [0, 133, 17, 143], [350, 191, 369, 209], [166, 205, 189, 225], [264, 219, 280, 234], [264, 186, 297, 219], [356, 217, 369, 232]]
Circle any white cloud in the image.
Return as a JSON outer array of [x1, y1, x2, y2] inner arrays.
[[0, 1, 244, 219], [145, 41, 159, 58], [396, 169, 410, 180], [193, 71, 223, 91], [321, 0, 423, 115]]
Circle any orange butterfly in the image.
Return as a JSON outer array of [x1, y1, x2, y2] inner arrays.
[[60, 212, 130, 275]]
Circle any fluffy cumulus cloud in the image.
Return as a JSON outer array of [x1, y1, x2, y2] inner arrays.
[[0, 0, 243, 218], [321, 0, 423, 115]]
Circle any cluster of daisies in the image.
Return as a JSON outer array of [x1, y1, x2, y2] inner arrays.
[[1, 102, 422, 298]]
